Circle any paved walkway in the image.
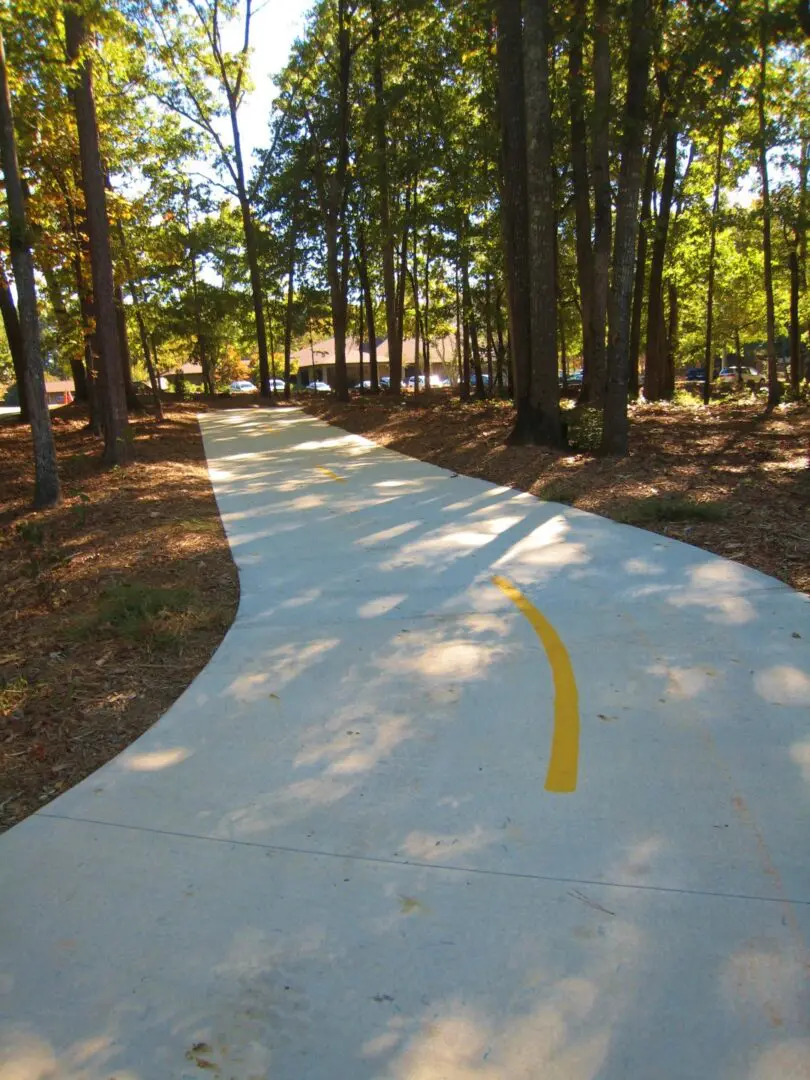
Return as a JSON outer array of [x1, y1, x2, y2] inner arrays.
[[1, 408, 808, 1079]]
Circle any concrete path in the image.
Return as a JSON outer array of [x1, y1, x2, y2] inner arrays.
[[1, 408, 809, 1080]]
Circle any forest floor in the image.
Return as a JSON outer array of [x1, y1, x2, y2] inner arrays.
[[304, 392, 810, 595], [0, 403, 239, 832]]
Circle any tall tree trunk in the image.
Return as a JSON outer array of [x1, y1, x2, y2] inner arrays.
[[74, 244, 101, 434], [666, 280, 678, 394], [484, 272, 495, 388], [799, 135, 808, 292], [357, 233, 379, 391], [64, 5, 129, 464], [568, 0, 594, 390], [114, 283, 138, 410], [371, 0, 401, 392], [115, 221, 162, 418], [358, 283, 365, 390], [703, 123, 724, 404], [630, 127, 660, 398], [462, 246, 484, 400], [757, 0, 780, 406], [0, 28, 59, 506], [789, 248, 800, 392], [520, 0, 562, 446], [43, 267, 87, 402], [589, 0, 612, 405], [283, 213, 297, 401], [602, 0, 653, 454], [497, 0, 532, 419], [495, 287, 507, 390], [455, 260, 464, 392], [237, 192, 270, 396], [0, 269, 28, 420], [422, 237, 431, 385], [644, 122, 678, 400]]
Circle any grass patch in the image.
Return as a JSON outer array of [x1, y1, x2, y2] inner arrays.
[[176, 517, 221, 534], [616, 496, 729, 525], [0, 675, 29, 716], [74, 581, 197, 643], [538, 480, 578, 505]]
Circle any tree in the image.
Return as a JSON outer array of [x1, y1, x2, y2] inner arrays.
[[64, 3, 130, 464], [757, 0, 781, 404], [144, 0, 271, 397], [0, 27, 59, 507], [602, 0, 653, 454]]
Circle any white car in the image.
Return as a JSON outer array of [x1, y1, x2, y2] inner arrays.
[[306, 381, 332, 393], [715, 366, 765, 389], [266, 378, 287, 392], [229, 380, 257, 394]]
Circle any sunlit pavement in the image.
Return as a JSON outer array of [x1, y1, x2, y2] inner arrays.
[[1, 408, 809, 1079]]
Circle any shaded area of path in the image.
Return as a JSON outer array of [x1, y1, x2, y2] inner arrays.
[[1, 408, 808, 1079]]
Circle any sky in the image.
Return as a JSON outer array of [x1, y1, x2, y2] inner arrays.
[[223, 0, 313, 169]]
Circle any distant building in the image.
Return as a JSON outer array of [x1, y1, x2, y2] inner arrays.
[[291, 334, 458, 387]]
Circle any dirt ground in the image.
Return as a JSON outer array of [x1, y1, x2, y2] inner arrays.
[[304, 392, 810, 594], [0, 403, 239, 832]]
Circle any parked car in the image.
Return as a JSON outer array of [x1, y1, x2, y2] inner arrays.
[[716, 366, 765, 389], [685, 367, 706, 382], [266, 378, 287, 392], [405, 374, 448, 390], [379, 376, 392, 389], [559, 369, 583, 387], [469, 373, 491, 388], [229, 379, 257, 394], [305, 380, 332, 392]]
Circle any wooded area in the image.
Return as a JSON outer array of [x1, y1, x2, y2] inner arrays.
[[1, 0, 808, 830], [0, 0, 807, 491]]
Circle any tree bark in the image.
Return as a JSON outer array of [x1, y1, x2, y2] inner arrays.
[[520, 0, 562, 445], [462, 246, 484, 400], [602, 0, 652, 454], [0, 269, 28, 420], [283, 212, 297, 400], [422, 236, 431, 386], [703, 124, 724, 404], [644, 122, 678, 400], [484, 271, 495, 388], [630, 127, 660, 398], [371, 0, 401, 392], [0, 28, 59, 506], [589, 0, 612, 405], [43, 267, 87, 402], [114, 283, 138, 410], [357, 231, 379, 391], [568, 0, 593, 389], [757, 0, 780, 406], [789, 248, 800, 392], [237, 192, 270, 396], [497, 0, 532, 420], [64, 5, 129, 464]]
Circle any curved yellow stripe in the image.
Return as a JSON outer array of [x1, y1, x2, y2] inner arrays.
[[316, 466, 346, 482], [491, 575, 580, 793]]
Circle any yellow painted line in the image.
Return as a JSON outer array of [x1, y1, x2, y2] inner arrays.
[[491, 575, 580, 793], [315, 466, 346, 482]]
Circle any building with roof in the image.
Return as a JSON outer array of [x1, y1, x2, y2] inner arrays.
[[292, 334, 459, 387]]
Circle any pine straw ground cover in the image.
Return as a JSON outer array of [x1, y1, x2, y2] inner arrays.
[[0, 403, 240, 832], [305, 393, 810, 594]]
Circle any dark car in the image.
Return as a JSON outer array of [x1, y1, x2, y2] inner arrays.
[[685, 367, 706, 381]]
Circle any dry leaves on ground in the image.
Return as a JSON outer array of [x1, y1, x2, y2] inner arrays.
[[305, 393, 810, 593], [0, 404, 239, 831]]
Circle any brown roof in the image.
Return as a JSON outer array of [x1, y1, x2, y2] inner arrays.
[[294, 334, 457, 369]]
